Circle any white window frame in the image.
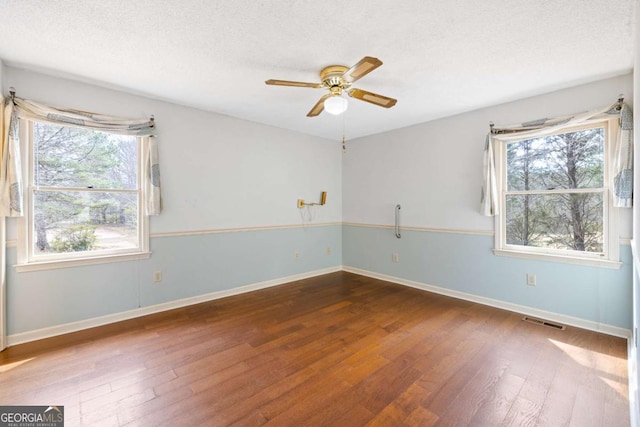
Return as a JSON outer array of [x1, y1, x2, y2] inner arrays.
[[15, 120, 151, 272], [493, 117, 621, 269]]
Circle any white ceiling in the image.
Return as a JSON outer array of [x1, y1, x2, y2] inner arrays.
[[0, 1, 635, 141]]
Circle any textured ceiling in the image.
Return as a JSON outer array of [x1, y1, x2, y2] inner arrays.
[[0, 0, 635, 141]]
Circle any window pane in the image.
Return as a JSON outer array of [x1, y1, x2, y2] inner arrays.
[[505, 193, 603, 253], [33, 191, 138, 255], [506, 128, 604, 191], [33, 123, 138, 190]]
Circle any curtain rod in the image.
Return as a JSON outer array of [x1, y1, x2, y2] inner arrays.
[[489, 95, 625, 135], [7, 87, 155, 122]]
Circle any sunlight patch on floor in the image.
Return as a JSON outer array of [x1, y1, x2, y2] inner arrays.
[[0, 357, 35, 373]]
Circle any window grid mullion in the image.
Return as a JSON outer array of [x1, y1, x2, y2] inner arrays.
[[505, 188, 605, 196], [33, 186, 139, 194]]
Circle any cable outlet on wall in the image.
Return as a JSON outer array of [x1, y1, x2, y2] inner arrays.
[[153, 271, 162, 283], [392, 253, 399, 263], [526, 273, 536, 286]]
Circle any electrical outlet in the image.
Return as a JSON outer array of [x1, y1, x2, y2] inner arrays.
[[392, 253, 399, 263], [153, 271, 162, 283], [326, 247, 331, 255], [294, 251, 300, 260], [526, 273, 536, 286]]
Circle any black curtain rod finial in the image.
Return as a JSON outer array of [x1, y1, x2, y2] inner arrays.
[[8, 87, 16, 105]]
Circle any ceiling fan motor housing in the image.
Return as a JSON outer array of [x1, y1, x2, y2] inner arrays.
[[321, 65, 351, 94]]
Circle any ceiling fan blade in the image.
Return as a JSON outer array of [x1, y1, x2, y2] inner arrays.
[[307, 94, 332, 117], [348, 89, 398, 108], [348, 88, 397, 108], [265, 79, 323, 88], [342, 57, 383, 83]]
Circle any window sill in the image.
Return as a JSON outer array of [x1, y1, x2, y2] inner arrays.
[[14, 251, 152, 272], [493, 249, 622, 270]]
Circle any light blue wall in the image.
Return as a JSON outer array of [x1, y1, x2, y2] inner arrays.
[[6, 225, 342, 335], [343, 225, 632, 329]]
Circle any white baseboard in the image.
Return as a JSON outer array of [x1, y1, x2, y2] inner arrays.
[[6, 266, 341, 347], [6, 264, 631, 347], [342, 266, 632, 339]]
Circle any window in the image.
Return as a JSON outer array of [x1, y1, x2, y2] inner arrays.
[[494, 118, 620, 268], [16, 121, 150, 270]]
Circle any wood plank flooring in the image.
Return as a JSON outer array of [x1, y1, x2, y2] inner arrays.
[[0, 271, 630, 426]]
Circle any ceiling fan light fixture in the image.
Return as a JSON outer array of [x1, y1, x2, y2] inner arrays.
[[324, 95, 348, 115]]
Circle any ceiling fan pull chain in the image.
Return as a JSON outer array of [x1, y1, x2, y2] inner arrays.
[[342, 111, 347, 154]]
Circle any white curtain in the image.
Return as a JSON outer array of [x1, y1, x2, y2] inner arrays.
[[145, 136, 162, 215], [481, 100, 634, 216], [612, 103, 633, 207], [1, 99, 23, 217], [9, 95, 162, 215], [480, 135, 498, 216]]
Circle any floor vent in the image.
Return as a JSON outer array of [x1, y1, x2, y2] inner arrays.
[[522, 316, 565, 330]]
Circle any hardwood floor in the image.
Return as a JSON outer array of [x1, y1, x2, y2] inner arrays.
[[0, 271, 630, 426]]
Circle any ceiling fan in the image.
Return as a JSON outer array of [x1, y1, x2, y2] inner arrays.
[[265, 56, 397, 117]]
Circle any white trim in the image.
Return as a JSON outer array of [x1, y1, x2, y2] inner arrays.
[[150, 222, 342, 238], [154, 225, 629, 246], [342, 222, 493, 236], [14, 251, 151, 272], [342, 223, 631, 246], [631, 240, 640, 271], [1, 221, 338, 246], [0, 217, 5, 352], [6, 266, 341, 346], [342, 265, 631, 338], [630, 239, 640, 427], [5, 224, 629, 246], [629, 337, 639, 427], [16, 121, 150, 271], [493, 117, 621, 266], [493, 248, 622, 269]]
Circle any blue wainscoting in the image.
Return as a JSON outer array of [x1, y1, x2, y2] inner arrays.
[[343, 224, 632, 333], [6, 224, 342, 340]]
